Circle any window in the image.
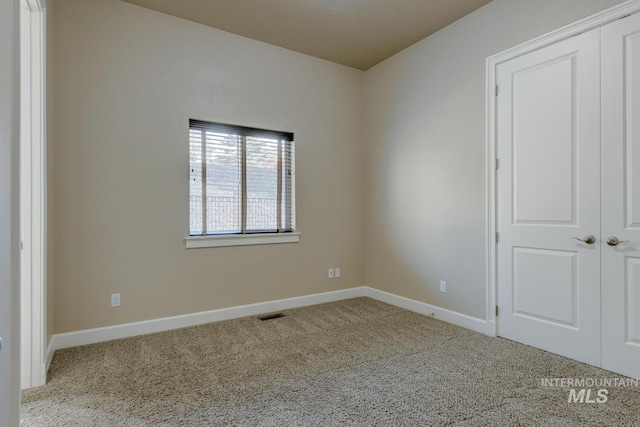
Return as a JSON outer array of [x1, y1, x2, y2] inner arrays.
[[187, 119, 296, 247]]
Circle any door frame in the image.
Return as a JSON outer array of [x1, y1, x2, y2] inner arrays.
[[19, 0, 47, 389], [0, 0, 21, 424], [485, 0, 640, 335]]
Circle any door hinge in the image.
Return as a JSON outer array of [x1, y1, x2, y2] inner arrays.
[[20, 241, 23, 250], [495, 158, 500, 170], [495, 232, 500, 243], [495, 85, 500, 97], [495, 305, 499, 317]]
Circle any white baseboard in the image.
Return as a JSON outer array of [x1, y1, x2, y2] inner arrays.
[[364, 287, 496, 336], [45, 337, 54, 374], [48, 287, 367, 354], [46, 286, 495, 368]]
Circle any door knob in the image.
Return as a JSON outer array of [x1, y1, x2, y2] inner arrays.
[[572, 235, 596, 244], [606, 236, 629, 246]]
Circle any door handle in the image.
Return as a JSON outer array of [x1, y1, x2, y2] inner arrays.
[[572, 235, 596, 244], [606, 236, 629, 246]]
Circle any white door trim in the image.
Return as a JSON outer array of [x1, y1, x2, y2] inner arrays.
[[19, 0, 47, 389], [486, 0, 640, 334]]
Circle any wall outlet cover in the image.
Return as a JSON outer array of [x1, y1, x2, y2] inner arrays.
[[111, 293, 121, 307]]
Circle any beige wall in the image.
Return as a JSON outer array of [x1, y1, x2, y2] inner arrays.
[[52, 0, 629, 335], [362, 0, 626, 319], [52, 0, 364, 333]]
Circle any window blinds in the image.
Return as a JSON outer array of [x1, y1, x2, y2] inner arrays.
[[189, 119, 295, 236]]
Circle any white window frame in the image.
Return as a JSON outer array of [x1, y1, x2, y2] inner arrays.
[[185, 120, 299, 249], [185, 231, 301, 249]]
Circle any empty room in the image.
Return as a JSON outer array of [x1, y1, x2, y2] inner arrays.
[[3, 0, 640, 425]]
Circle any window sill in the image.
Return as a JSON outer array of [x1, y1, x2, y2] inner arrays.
[[185, 232, 301, 249]]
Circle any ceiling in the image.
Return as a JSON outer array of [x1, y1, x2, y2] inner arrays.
[[121, 0, 492, 70]]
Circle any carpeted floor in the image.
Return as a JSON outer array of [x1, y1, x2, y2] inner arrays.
[[21, 297, 640, 426]]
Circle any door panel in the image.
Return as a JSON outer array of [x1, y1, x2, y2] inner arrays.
[[625, 33, 640, 230], [602, 13, 640, 379], [497, 29, 601, 366], [625, 257, 640, 345], [513, 56, 576, 224], [513, 248, 577, 326]]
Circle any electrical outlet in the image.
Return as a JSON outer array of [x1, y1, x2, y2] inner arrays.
[[111, 293, 121, 307], [335, 267, 341, 278], [439, 281, 447, 293], [328, 268, 334, 279]]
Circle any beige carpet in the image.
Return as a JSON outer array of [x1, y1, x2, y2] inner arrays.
[[21, 297, 640, 426]]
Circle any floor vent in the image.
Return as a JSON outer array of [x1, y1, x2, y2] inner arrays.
[[258, 313, 286, 321]]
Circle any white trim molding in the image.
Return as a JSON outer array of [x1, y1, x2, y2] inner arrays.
[[185, 232, 300, 248], [364, 287, 496, 336], [19, 0, 47, 390], [49, 287, 364, 353], [485, 0, 640, 339], [44, 338, 54, 376], [47, 286, 495, 364]]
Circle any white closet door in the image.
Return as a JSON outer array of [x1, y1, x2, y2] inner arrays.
[[496, 29, 602, 366], [602, 13, 640, 379]]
